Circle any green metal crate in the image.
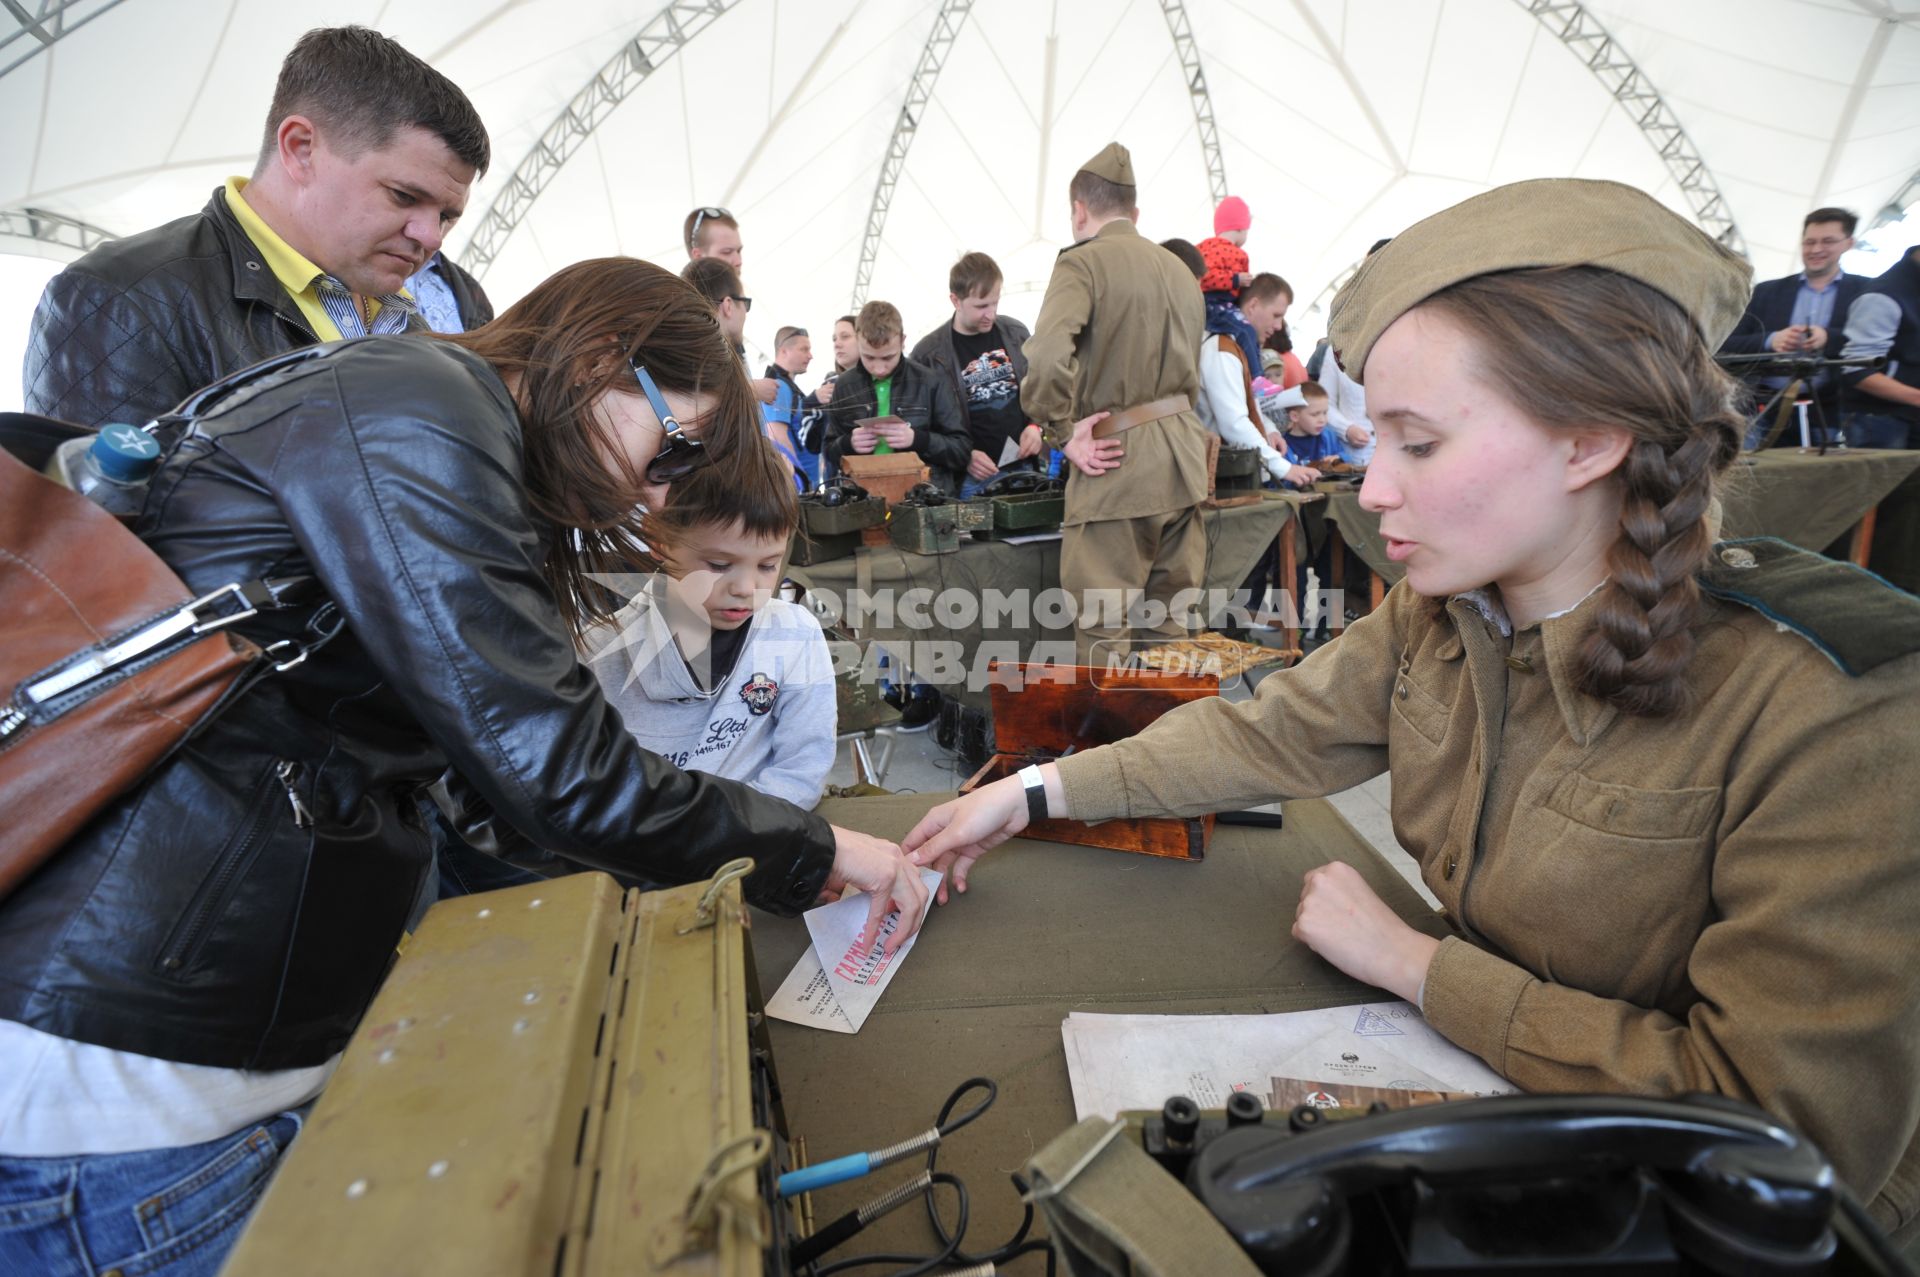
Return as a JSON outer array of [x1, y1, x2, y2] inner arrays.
[[981, 490, 1064, 538], [797, 494, 887, 537], [888, 502, 963, 555]]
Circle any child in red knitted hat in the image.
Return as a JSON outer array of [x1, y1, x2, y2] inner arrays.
[[1197, 196, 1263, 371]]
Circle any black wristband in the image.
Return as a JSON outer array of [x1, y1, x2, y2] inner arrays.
[[1019, 764, 1048, 822]]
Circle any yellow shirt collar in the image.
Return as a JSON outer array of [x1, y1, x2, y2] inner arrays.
[[223, 177, 326, 300]]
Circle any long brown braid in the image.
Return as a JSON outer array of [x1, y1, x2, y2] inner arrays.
[[1421, 266, 1744, 716]]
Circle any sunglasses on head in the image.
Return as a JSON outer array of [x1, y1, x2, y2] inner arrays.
[[630, 362, 711, 484], [689, 205, 732, 247]]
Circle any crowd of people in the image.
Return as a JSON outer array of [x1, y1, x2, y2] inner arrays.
[[5, 23, 1919, 1277]]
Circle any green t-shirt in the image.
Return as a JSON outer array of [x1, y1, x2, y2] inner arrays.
[[873, 375, 893, 453]]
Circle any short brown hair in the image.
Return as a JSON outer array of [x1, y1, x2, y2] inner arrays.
[[1242, 272, 1292, 306], [681, 257, 742, 308], [1160, 238, 1206, 279], [1069, 169, 1136, 218], [260, 27, 489, 174], [682, 206, 739, 254], [855, 300, 904, 345], [949, 252, 1003, 299], [1803, 207, 1857, 237], [774, 325, 808, 350], [1293, 381, 1328, 404], [646, 436, 798, 555]]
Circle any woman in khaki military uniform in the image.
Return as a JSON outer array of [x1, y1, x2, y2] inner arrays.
[[902, 179, 1920, 1242]]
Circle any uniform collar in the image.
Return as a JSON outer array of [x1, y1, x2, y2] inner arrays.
[[1448, 583, 1616, 745]]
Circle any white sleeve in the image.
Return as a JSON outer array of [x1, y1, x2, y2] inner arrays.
[[751, 616, 838, 810], [1197, 347, 1293, 482]]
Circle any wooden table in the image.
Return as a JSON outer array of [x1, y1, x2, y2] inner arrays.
[[752, 790, 1442, 1270]]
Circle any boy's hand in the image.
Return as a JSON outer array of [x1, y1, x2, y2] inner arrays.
[[877, 418, 916, 449], [850, 424, 878, 454]]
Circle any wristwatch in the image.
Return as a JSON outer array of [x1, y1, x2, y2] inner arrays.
[[1017, 764, 1049, 823]]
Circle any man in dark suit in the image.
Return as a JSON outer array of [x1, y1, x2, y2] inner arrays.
[[1719, 207, 1866, 446]]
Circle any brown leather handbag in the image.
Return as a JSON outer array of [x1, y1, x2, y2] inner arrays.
[[0, 413, 318, 899]]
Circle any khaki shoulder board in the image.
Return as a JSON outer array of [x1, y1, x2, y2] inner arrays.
[[1699, 537, 1920, 677]]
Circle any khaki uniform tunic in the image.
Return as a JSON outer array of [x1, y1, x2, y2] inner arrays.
[[1054, 559, 1920, 1238], [1020, 218, 1212, 660]]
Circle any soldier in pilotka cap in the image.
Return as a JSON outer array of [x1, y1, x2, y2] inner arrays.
[[1020, 141, 1212, 663]]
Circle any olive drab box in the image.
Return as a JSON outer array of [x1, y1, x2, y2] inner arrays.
[[222, 864, 803, 1276]]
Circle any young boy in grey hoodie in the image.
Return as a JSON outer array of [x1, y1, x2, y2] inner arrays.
[[583, 445, 836, 809]]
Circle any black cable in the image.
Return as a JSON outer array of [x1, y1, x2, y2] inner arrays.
[[809, 1173, 967, 1276], [919, 1080, 1041, 1270]]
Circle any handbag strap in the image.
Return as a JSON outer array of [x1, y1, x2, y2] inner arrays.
[[4, 575, 325, 744]]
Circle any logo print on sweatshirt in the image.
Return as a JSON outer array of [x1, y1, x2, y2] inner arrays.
[[740, 672, 780, 716]]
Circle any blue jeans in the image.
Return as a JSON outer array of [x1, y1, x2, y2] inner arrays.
[[1845, 411, 1913, 450], [959, 458, 1039, 500], [0, 1110, 304, 1276]]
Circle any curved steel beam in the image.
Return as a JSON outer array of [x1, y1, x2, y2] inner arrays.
[[849, 0, 973, 310], [1158, 0, 1228, 204], [0, 204, 117, 254], [1515, 0, 1746, 257], [1869, 169, 1920, 232], [459, 0, 745, 281], [1, 0, 131, 80]]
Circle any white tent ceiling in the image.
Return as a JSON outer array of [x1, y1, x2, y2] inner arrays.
[[4, 0, 1919, 366]]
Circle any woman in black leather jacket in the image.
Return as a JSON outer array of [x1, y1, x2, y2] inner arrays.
[[0, 259, 924, 1277]]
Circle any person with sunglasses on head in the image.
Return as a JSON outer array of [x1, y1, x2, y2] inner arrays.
[[684, 205, 742, 269], [0, 258, 925, 1277]]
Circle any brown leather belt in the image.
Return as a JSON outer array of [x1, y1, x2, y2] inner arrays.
[[1092, 395, 1191, 440]]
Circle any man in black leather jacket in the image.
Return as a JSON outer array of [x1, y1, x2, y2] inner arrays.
[[22, 26, 488, 428], [824, 300, 972, 493]]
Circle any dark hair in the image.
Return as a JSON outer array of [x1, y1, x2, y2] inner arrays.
[[834, 314, 857, 330], [440, 258, 763, 638], [1160, 238, 1206, 279], [1292, 381, 1328, 404], [949, 251, 1003, 299], [683, 206, 740, 254], [645, 437, 798, 558], [1264, 321, 1293, 355], [1242, 272, 1292, 306], [1069, 169, 1136, 218], [1802, 207, 1857, 237], [1420, 266, 1744, 717], [856, 300, 904, 345], [260, 27, 489, 174], [681, 257, 742, 307]]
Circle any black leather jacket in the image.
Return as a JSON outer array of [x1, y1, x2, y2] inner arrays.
[[21, 187, 414, 429], [824, 356, 971, 492], [0, 337, 835, 1070]]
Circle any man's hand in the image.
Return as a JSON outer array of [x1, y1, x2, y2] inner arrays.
[[1769, 326, 1817, 354], [1805, 324, 1829, 352], [902, 776, 1030, 904], [814, 378, 837, 405], [1016, 423, 1045, 460], [1062, 411, 1122, 477], [850, 424, 879, 454], [825, 824, 930, 955], [877, 418, 916, 449], [1292, 861, 1439, 1003], [1266, 430, 1286, 453], [751, 377, 780, 405], [1344, 424, 1372, 448], [1283, 465, 1321, 488], [968, 449, 1000, 481]]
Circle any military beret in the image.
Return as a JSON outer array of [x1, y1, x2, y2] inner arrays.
[[1077, 142, 1135, 188], [1328, 178, 1752, 383]]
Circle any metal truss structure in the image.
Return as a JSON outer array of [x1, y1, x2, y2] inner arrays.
[[1516, 0, 1746, 257], [461, 0, 743, 280], [1870, 169, 1920, 232], [1159, 0, 1228, 205], [0, 204, 117, 254], [1, 0, 129, 79], [849, 0, 972, 309]]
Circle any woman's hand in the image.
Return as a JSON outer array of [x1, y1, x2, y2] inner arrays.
[[1062, 412, 1122, 477], [1291, 861, 1439, 1003], [825, 825, 929, 955], [902, 776, 1030, 904], [814, 378, 837, 405]]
